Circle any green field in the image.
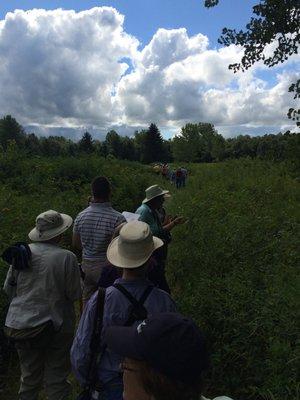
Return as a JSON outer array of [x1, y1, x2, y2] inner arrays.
[[0, 151, 299, 399]]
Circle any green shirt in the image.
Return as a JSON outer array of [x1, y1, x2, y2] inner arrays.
[[136, 203, 165, 239]]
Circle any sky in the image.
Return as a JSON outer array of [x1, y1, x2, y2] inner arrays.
[[0, 0, 299, 140]]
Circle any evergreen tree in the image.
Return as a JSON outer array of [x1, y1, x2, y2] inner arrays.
[[25, 133, 41, 155], [0, 115, 26, 150], [79, 132, 94, 153], [105, 130, 123, 158], [142, 123, 166, 163]]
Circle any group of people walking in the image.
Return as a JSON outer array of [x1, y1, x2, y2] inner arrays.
[[2, 176, 232, 400], [154, 164, 188, 189]]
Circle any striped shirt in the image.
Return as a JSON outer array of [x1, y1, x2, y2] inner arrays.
[[73, 202, 126, 261]]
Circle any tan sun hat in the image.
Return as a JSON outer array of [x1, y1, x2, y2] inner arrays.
[[142, 184, 170, 204], [107, 221, 163, 269], [28, 210, 73, 242]]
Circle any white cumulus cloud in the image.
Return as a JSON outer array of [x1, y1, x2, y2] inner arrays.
[[0, 6, 298, 139]]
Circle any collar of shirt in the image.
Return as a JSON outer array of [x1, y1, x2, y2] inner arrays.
[[90, 202, 111, 208], [113, 277, 152, 286]]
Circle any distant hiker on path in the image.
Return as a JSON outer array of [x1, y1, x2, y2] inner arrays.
[[72, 176, 126, 306], [181, 166, 188, 187], [3, 210, 82, 400], [175, 167, 183, 188], [136, 185, 185, 292], [71, 221, 176, 400]]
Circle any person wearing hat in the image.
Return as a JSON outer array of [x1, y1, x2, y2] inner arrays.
[[136, 184, 185, 292], [105, 313, 233, 400], [71, 221, 176, 400], [3, 210, 82, 400]]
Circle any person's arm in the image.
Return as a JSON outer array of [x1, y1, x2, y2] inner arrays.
[[3, 266, 17, 301], [72, 232, 82, 251], [163, 216, 186, 232], [72, 216, 82, 251], [65, 252, 82, 301]]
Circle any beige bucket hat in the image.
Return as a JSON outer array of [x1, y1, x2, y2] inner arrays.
[[107, 221, 163, 269], [28, 210, 73, 242], [142, 184, 170, 204]]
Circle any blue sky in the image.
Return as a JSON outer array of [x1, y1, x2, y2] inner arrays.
[[0, 1, 298, 139], [0, 0, 258, 47]]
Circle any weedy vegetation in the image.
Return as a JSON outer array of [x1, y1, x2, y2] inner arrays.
[[0, 149, 299, 399]]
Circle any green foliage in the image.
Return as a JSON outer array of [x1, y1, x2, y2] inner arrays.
[[0, 115, 299, 165], [0, 115, 26, 150], [204, 0, 300, 126], [172, 123, 225, 162], [78, 131, 94, 154], [0, 155, 299, 399], [167, 159, 299, 399]]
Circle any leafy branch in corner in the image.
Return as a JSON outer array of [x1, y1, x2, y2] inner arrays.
[[204, 0, 300, 127]]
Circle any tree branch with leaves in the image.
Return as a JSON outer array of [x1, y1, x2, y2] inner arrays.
[[204, 0, 300, 126]]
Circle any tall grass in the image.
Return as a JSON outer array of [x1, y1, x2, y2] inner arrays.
[[0, 154, 299, 399]]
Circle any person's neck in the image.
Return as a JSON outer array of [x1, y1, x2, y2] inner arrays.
[[122, 269, 146, 281], [92, 197, 110, 203]]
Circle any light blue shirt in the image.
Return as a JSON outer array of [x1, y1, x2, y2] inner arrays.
[[136, 203, 165, 238], [71, 277, 177, 386]]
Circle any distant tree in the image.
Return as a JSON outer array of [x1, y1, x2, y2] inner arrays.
[[105, 130, 123, 158], [25, 133, 41, 155], [0, 115, 26, 149], [121, 136, 136, 160], [204, 0, 300, 126], [172, 123, 225, 162], [40, 136, 64, 157], [79, 132, 94, 153], [142, 123, 166, 163], [134, 130, 148, 162]]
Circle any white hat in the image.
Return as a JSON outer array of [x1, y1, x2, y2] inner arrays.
[[142, 185, 170, 204], [28, 210, 73, 242], [107, 221, 163, 269]]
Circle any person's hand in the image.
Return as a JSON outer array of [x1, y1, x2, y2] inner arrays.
[[164, 215, 173, 224], [173, 216, 185, 226]]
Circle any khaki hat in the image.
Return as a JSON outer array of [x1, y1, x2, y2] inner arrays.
[[142, 185, 170, 204], [28, 210, 73, 242], [107, 221, 163, 269]]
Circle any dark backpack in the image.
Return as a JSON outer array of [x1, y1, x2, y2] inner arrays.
[[113, 283, 153, 326]]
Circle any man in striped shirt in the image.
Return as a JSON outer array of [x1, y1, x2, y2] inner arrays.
[[72, 177, 126, 305]]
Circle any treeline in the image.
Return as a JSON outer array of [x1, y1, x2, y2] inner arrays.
[[0, 115, 299, 163]]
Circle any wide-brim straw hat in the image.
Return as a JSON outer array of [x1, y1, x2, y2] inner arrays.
[[142, 184, 170, 204], [29, 210, 73, 242], [107, 221, 163, 269]]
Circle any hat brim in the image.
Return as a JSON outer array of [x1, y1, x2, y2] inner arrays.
[[28, 214, 73, 242], [105, 324, 143, 361], [142, 190, 170, 204], [107, 235, 163, 269]]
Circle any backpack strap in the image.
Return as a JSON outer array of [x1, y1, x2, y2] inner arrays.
[[139, 285, 154, 305], [113, 283, 153, 308], [84, 287, 106, 392]]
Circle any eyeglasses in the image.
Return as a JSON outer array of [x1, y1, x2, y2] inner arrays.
[[120, 361, 139, 373]]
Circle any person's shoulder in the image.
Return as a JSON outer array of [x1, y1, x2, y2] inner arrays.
[[74, 207, 90, 221], [109, 207, 123, 217], [55, 247, 77, 261], [136, 204, 149, 215], [151, 287, 173, 299]]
